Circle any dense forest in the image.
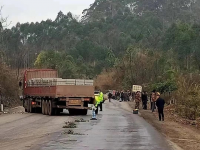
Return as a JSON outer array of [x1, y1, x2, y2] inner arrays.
[[1, 0, 200, 117], [0, 0, 199, 78]]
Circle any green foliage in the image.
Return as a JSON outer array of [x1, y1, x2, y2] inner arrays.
[[151, 69, 178, 93], [34, 51, 61, 69], [152, 80, 177, 94], [174, 76, 200, 120], [1, 0, 200, 79]]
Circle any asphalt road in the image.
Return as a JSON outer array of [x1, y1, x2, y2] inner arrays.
[[0, 101, 173, 150]]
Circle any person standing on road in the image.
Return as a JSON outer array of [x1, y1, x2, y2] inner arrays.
[[151, 91, 156, 112], [120, 91, 124, 102], [94, 94, 100, 114], [124, 91, 128, 101], [127, 90, 131, 101], [99, 90, 104, 111], [115, 91, 117, 100], [156, 92, 165, 121], [117, 91, 120, 100], [142, 91, 148, 110], [135, 91, 141, 109], [132, 92, 135, 101], [108, 92, 112, 102]]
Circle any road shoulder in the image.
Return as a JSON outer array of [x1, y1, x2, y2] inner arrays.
[[127, 101, 200, 150]]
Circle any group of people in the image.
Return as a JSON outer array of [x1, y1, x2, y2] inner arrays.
[[112, 90, 165, 121], [114, 90, 132, 101], [134, 90, 165, 121], [94, 89, 165, 121]]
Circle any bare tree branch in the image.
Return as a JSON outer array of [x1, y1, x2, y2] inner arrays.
[[0, 6, 12, 29]]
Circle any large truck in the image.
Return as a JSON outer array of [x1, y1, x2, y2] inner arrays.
[[20, 69, 95, 116]]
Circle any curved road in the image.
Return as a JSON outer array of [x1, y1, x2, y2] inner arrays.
[[0, 101, 173, 150]]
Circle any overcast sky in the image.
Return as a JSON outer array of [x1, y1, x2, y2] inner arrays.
[[1, 0, 94, 28]]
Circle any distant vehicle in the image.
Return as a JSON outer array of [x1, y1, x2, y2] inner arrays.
[[20, 69, 95, 116]]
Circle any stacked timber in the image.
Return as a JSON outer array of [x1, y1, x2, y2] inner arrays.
[[27, 78, 93, 87]]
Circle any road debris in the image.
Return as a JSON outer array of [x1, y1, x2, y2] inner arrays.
[[64, 129, 74, 134], [75, 118, 89, 122], [63, 130, 85, 135], [73, 133, 85, 135], [63, 122, 77, 128]]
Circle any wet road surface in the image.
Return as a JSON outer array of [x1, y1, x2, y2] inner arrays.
[[0, 107, 74, 150], [34, 101, 173, 150]]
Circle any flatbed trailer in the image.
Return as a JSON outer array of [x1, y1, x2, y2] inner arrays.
[[20, 69, 95, 115]]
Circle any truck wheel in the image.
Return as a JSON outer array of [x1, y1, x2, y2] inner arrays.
[[24, 100, 27, 112], [27, 100, 30, 112], [23, 100, 27, 112], [45, 100, 48, 115], [68, 109, 75, 115], [42, 100, 45, 115], [80, 109, 88, 115], [54, 109, 61, 116], [29, 99, 33, 113], [48, 100, 53, 116]]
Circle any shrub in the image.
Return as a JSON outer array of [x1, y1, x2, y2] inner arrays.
[[0, 63, 19, 107], [174, 75, 200, 120]]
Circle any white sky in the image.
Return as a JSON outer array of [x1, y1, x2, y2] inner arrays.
[[1, 0, 94, 28]]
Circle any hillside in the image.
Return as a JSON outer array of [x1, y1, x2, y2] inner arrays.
[[1, 0, 200, 110], [0, 0, 199, 78]]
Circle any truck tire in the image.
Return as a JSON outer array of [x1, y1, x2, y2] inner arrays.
[[23, 100, 27, 112], [29, 99, 33, 113], [27, 100, 30, 112], [68, 109, 75, 115], [48, 100, 53, 116], [80, 109, 88, 115], [42, 100, 45, 115], [45, 100, 48, 115], [54, 109, 61, 116], [68, 109, 87, 115]]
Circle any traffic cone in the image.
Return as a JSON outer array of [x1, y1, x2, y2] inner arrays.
[[91, 107, 97, 120]]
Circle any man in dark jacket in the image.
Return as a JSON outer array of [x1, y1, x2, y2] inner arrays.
[[142, 91, 148, 110], [120, 91, 124, 102], [124, 92, 128, 101], [108, 92, 112, 102], [117, 91, 120, 100], [127, 90, 131, 101], [156, 92, 165, 121]]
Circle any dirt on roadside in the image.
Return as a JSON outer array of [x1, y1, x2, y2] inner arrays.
[[128, 102, 200, 150]]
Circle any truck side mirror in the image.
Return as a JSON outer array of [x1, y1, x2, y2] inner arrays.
[[19, 96, 23, 101], [19, 81, 22, 87]]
